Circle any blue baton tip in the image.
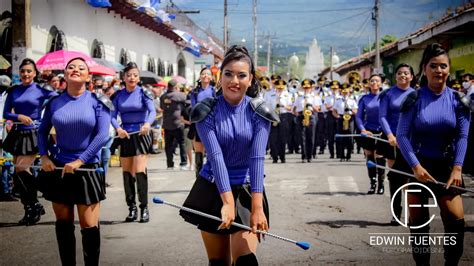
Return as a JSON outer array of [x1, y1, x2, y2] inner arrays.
[[367, 160, 377, 168], [153, 197, 164, 204], [335, 134, 341, 138], [360, 133, 368, 137], [296, 241, 311, 250], [95, 168, 105, 173]]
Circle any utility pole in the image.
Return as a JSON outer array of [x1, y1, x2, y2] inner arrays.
[[374, 0, 381, 72], [253, 0, 258, 68], [330, 46, 334, 80], [224, 0, 228, 51], [266, 35, 271, 75]]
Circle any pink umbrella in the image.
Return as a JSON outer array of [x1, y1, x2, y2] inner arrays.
[[172, 75, 187, 85], [36, 50, 98, 71], [90, 64, 116, 76]]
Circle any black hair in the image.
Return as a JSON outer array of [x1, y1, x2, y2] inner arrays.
[[65, 57, 90, 72], [46, 73, 57, 82], [195, 67, 211, 89], [220, 45, 260, 98], [123, 62, 139, 74], [394, 63, 416, 88], [368, 73, 386, 83], [19, 58, 40, 82], [461, 73, 472, 80], [417, 43, 450, 87]]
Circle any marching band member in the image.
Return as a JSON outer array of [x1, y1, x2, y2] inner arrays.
[[332, 84, 357, 162], [324, 81, 341, 159], [314, 76, 329, 156]]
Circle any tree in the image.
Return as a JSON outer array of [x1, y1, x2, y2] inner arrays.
[[363, 34, 397, 53]]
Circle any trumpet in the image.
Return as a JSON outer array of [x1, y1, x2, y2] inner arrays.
[[342, 113, 351, 131], [273, 103, 281, 127]]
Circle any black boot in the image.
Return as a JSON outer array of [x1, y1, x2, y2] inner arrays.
[[195, 152, 204, 178], [81, 226, 100, 266], [235, 253, 258, 266], [376, 158, 386, 194], [55, 220, 76, 266], [390, 207, 402, 226], [122, 172, 136, 221], [368, 177, 377, 194], [14, 171, 44, 225], [140, 206, 150, 223], [125, 205, 137, 222], [366, 156, 376, 194], [444, 219, 464, 266], [410, 225, 431, 266]]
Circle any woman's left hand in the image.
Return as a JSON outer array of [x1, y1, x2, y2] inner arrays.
[[446, 166, 463, 189], [140, 123, 151, 136], [62, 159, 84, 177], [250, 207, 268, 234]]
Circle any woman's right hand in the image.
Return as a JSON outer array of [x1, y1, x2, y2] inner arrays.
[[117, 128, 130, 139], [218, 203, 236, 230], [412, 164, 436, 183], [387, 134, 398, 147], [361, 129, 373, 136], [41, 155, 56, 172], [17, 114, 33, 126]]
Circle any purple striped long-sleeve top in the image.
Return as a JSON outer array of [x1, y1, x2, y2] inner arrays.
[[379, 86, 415, 135], [397, 87, 471, 168], [111, 86, 156, 132], [196, 95, 271, 193], [355, 93, 381, 132], [3, 83, 57, 130], [38, 91, 111, 164]]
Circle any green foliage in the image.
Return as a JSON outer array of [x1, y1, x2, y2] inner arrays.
[[363, 34, 397, 53]]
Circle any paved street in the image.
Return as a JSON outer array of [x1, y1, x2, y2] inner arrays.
[[1, 152, 473, 265]]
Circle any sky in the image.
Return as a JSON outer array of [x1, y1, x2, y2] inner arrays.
[[165, 0, 465, 59]]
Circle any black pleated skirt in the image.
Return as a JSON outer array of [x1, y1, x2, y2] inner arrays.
[[180, 177, 270, 235], [119, 132, 152, 157], [408, 155, 465, 198], [3, 127, 38, 156], [376, 133, 397, 160], [359, 130, 382, 151], [38, 161, 106, 205]]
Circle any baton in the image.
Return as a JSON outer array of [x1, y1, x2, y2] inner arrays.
[[367, 160, 473, 194], [152, 197, 311, 250], [5, 162, 104, 173], [114, 131, 142, 139]]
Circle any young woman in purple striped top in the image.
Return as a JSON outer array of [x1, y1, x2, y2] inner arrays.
[[180, 45, 278, 266]]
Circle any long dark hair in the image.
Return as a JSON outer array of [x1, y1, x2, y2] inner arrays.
[[19, 58, 40, 83], [394, 63, 416, 88], [219, 45, 260, 98], [417, 43, 450, 87], [123, 62, 139, 74]]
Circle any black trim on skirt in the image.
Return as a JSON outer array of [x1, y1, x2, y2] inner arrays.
[[119, 132, 152, 157], [376, 132, 397, 160], [3, 127, 38, 156], [359, 130, 382, 151], [38, 161, 106, 205], [408, 155, 465, 198], [180, 177, 270, 235]]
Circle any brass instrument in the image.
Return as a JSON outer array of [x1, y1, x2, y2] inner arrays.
[[273, 93, 281, 127], [342, 98, 351, 131], [302, 94, 312, 127]]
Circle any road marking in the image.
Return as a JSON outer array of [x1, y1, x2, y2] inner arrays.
[[327, 176, 360, 196], [279, 179, 309, 190]]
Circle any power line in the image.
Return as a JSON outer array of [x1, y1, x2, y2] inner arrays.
[[276, 9, 371, 38]]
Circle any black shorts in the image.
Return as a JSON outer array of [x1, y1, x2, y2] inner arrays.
[[38, 161, 106, 205], [408, 155, 465, 198], [119, 132, 152, 157], [187, 124, 201, 142], [3, 127, 38, 156], [180, 177, 270, 235], [376, 133, 397, 159]]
